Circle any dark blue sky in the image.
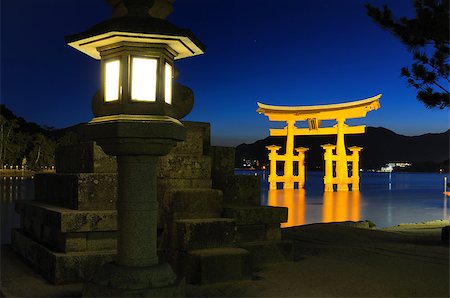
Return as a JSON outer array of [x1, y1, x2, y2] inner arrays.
[[2, 0, 448, 146]]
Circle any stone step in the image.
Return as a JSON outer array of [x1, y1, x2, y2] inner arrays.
[[213, 175, 261, 206], [157, 179, 212, 227], [157, 155, 211, 180], [169, 121, 210, 156], [240, 240, 294, 269], [235, 223, 281, 243], [162, 189, 223, 220], [210, 146, 235, 177], [35, 173, 117, 210], [222, 205, 288, 225], [157, 177, 212, 192], [15, 201, 117, 234], [174, 218, 236, 251], [39, 225, 116, 253], [12, 229, 115, 284], [183, 247, 250, 285], [55, 142, 117, 174]]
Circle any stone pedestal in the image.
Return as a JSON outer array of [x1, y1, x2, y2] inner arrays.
[[12, 141, 118, 284], [83, 116, 185, 297], [13, 120, 292, 288]]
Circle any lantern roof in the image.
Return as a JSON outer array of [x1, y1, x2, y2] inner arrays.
[[65, 16, 205, 60]]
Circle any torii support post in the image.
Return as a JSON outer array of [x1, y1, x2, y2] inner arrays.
[[284, 120, 296, 189], [335, 118, 349, 191], [348, 146, 362, 190], [266, 145, 281, 190], [295, 147, 308, 188], [321, 144, 336, 192]]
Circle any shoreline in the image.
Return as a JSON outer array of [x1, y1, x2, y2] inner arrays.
[[382, 219, 449, 229], [234, 168, 449, 174], [0, 169, 55, 178]]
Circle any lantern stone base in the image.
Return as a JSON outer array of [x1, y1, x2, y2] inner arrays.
[[83, 262, 183, 297], [11, 120, 293, 289], [84, 117, 186, 297]]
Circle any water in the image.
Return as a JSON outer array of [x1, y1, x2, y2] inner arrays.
[[1, 172, 448, 244], [1, 177, 34, 244], [236, 170, 449, 228]]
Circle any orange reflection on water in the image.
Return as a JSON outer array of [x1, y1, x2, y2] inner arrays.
[[323, 191, 360, 223], [268, 189, 305, 227], [267, 189, 361, 227]]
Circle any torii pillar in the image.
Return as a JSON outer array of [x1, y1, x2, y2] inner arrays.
[[348, 146, 362, 190], [284, 120, 296, 189], [267, 145, 281, 190]]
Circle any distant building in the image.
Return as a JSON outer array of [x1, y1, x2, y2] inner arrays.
[[242, 159, 260, 169], [378, 162, 412, 172]]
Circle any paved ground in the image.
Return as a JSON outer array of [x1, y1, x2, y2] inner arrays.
[[2, 221, 449, 297], [0, 246, 82, 297]]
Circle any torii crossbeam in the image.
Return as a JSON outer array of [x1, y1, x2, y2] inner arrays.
[[257, 94, 381, 191]]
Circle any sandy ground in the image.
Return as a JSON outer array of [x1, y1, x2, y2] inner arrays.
[[2, 220, 449, 297]]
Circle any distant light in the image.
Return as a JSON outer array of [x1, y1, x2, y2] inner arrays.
[[164, 63, 172, 104], [131, 57, 157, 101], [104, 60, 120, 102]]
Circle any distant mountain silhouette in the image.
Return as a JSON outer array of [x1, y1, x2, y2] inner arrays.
[[235, 127, 449, 171], [2, 105, 448, 171]]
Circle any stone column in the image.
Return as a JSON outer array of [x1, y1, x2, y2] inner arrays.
[[335, 118, 349, 191], [321, 144, 335, 192], [116, 155, 158, 267], [266, 145, 281, 190], [348, 146, 362, 191]]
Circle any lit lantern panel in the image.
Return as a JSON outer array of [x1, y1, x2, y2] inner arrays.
[[104, 60, 120, 102], [164, 63, 172, 104], [131, 57, 157, 102]]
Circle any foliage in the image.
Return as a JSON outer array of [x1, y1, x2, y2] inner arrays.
[[0, 115, 20, 166], [0, 104, 80, 169], [366, 0, 449, 109]]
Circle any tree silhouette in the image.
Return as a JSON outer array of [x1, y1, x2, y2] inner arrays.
[[0, 116, 19, 166], [366, 0, 449, 109]]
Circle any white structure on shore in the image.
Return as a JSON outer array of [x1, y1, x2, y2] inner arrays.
[[378, 162, 412, 173]]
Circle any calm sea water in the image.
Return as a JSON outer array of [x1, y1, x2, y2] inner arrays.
[[1, 172, 449, 244], [1, 177, 34, 244], [236, 170, 449, 228]]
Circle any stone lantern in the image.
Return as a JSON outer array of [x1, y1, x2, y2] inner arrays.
[[65, 0, 204, 296]]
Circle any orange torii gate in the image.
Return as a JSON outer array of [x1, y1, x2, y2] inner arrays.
[[257, 94, 381, 191]]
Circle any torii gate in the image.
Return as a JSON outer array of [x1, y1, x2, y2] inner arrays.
[[257, 94, 381, 191]]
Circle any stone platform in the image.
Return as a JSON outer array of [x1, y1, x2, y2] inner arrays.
[[12, 121, 292, 286]]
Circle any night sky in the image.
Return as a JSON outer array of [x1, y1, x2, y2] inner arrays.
[[2, 0, 449, 146]]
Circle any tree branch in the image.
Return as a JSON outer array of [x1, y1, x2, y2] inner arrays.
[[431, 81, 450, 94]]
